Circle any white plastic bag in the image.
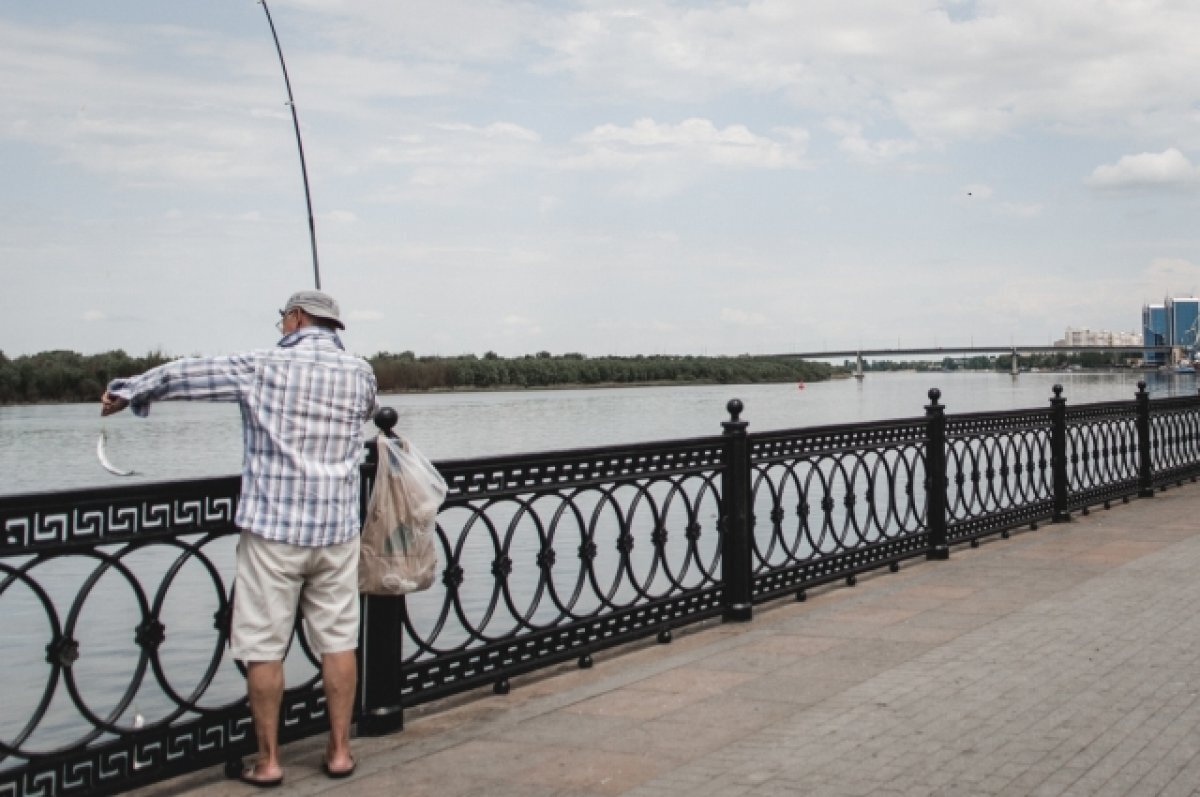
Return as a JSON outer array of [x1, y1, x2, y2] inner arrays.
[[358, 434, 447, 595]]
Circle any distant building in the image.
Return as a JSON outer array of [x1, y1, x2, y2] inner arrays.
[[1055, 327, 1141, 347], [1142, 297, 1200, 366], [1144, 303, 1169, 366], [1170, 298, 1200, 352]]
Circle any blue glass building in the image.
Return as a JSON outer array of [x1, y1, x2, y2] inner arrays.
[[1170, 298, 1200, 353], [1143, 303, 1168, 366], [1143, 297, 1200, 365]]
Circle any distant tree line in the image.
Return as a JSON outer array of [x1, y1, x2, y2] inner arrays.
[[0, 348, 836, 404], [0, 349, 172, 404], [369, 351, 834, 391]]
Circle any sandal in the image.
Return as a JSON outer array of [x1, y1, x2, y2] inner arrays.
[[321, 757, 356, 779]]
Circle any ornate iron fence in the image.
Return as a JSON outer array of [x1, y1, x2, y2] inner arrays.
[[3, 381, 1200, 796]]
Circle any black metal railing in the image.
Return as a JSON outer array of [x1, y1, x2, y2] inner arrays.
[[3, 381, 1200, 796]]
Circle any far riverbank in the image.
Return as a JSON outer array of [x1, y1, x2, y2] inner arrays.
[[0, 349, 837, 405]]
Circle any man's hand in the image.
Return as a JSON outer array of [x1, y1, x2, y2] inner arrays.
[[101, 391, 129, 417]]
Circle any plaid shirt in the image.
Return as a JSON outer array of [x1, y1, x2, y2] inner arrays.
[[108, 326, 378, 546]]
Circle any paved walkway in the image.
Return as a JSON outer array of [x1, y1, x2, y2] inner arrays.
[[137, 486, 1200, 797]]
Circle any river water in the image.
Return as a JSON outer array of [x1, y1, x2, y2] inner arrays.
[[0, 370, 1190, 496], [1, 370, 1192, 756]]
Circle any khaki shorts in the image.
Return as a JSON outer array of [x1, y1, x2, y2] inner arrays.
[[230, 530, 360, 661]]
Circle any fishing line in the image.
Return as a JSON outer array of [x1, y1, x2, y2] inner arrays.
[[259, 0, 321, 290], [96, 5, 324, 478]]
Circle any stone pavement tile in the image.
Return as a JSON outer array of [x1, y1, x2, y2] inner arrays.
[[630, 665, 760, 695], [824, 605, 925, 626], [1126, 729, 1200, 794], [563, 685, 709, 720], [1157, 755, 1200, 797], [340, 767, 565, 797], [889, 583, 979, 602], [736, 633, 849, 658], [589, 716, 760, 761], [400, 738, 557, 781], [498, 709, 634, 748], [1068, 539, 1169, 566], [509, 746, 680, 796], [690, 645, 815, 673], [727, 669, 860, 706], [872, 619, 971, 645], [772, 643, 909, 682], [1025, 766, 1088, 797], [899, 607, 993, 632], [818, 636, 937, 666], [656, 692, 798, 734]]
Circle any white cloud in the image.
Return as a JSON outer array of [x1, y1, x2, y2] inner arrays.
[[501, 315, 542, 335], [573, 117, 808, 170], [433, 121, 540, 142], [541, 3, 1200, 144], [997, 201, 1043, 218], [1086, 148, 1200, 191], [1142, 257, 1200, 297], [829, 119, 918, 164], [720, 308, 769, 326]]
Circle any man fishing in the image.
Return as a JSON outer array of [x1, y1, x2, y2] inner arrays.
[[100, 289, 377, 787]]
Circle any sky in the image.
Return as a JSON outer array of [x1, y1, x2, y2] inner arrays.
[[4, 0, 1200, 360]]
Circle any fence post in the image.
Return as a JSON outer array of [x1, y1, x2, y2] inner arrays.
[[925, 388, 950, 560], [1136, 380, 1155, 498], [1050, 384, 1071, 523], [358, 407, 405, 736], [720, 399, 753, 622]]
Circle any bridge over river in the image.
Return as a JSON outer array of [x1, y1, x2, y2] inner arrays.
[[783, 344, 1170, 377]]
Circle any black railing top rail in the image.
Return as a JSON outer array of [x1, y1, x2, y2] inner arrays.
[[434, 435, 728, 501], [1065, 400, 1139, 421], [748, 416, 928, 461], [944, 405, 1052, 429], [1148, 394, 1200, 411]]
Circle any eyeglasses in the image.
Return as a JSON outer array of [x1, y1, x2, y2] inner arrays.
[[275, 309, 293, 334]]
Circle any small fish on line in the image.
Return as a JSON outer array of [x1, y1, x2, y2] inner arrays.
[[97, 431, 136, 477]]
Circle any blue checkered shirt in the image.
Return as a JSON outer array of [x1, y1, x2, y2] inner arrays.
[[107, 326, 379, 546]]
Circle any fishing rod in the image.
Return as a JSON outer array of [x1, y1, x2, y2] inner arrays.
[[259, 0, 321, 290]]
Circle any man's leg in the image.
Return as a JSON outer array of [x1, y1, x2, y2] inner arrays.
[[245, 660, 285, 781], [321, 649, 357, 773], [231, 531, 303, 784]]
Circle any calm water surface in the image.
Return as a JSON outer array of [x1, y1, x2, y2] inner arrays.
[[0, 370, 1189, 495]]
